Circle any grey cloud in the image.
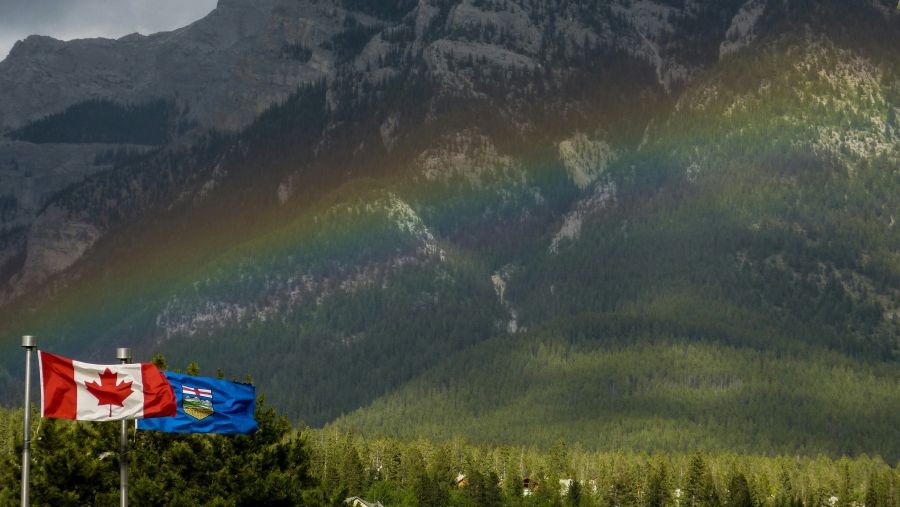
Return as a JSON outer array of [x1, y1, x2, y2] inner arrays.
[[0, 0, 218, 60]]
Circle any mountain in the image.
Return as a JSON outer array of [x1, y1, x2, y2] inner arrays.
[[0, 0, 339, 133], [0, 0, 898, 459]]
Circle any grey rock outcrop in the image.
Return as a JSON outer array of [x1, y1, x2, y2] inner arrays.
[[0, 0, 757, 134], [5, 205, 101, 301], [0, 140, 137, 234], [0, 0, 343, 133]]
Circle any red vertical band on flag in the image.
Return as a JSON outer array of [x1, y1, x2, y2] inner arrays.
[[141, 364, 177, 417], [39, 351, 77, 419]]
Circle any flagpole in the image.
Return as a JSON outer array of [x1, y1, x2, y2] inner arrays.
[[116, 347, 132, 507], [21, 335, 36, 507]]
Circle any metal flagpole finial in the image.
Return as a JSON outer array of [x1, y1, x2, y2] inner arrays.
[[21, 335, 36, 348], [116, 348, 132, 362]]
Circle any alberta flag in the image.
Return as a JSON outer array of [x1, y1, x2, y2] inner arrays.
[[137, 371, 258, 434]]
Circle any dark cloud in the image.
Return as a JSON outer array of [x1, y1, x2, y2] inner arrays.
[[0, 0, 218, 60]]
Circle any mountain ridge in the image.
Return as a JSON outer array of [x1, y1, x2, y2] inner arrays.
[[0, 0, 898, 457]]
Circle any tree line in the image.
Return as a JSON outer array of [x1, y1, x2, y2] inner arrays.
[[306, 427, 900, 506], [2, 400, 898, 506]]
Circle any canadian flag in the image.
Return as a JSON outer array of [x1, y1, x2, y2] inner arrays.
[[39, 351, 177, 421]]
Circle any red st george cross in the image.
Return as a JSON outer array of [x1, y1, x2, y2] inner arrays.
[[182, 386, 212, 398]]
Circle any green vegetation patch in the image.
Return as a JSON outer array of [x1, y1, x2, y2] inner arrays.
[[9, 98, 176, 145], [337, 328, 900, 460]]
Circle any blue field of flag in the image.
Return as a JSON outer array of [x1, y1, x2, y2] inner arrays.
[[137, 371, 258, 434]]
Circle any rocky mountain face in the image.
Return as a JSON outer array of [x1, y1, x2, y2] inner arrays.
[[0, 0, 743, 132], [0, 0, 346, 296], [1, 0, 898, 453], [0, 0, 753, 301], [0, 0, 339, 133]]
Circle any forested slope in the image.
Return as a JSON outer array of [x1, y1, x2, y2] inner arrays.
[[335, 322, 900, 458], [0, 0, 897, 461], [338, 17, 900, 459]]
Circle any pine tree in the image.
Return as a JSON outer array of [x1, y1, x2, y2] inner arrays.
[[863, 471, 892, 507], [684, 454, 719, 507], [836, 463, 855, 507], [568, 479, 583, 507], [607, 468, 638, 507], [727, 472, 754, 507], [549, 439, 571, 479], [644, 461, 672, 507], [502, 463, 524, 502], [534, 466, 564, 507], [427, 444, 455, 488], [774, 467, 794, 506], [338, 444, 366, 495], [0, 365, 328, 505]]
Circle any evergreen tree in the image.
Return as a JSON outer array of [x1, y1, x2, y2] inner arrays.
[[568, 479, 583, 507], [836, 463, 855, 507], [427, 444, 455, 488], [684, 454, 719, 507], [549, 439, 571, 479], [606, 469, 638, 507], [863, 471, 893, 507], [533, 467, 563, 507], [502, 463, 524, 503], [0, 373, 329, 505], [338, 444, 366, 495], [774, 467, 794, 506], [726, 472, 754, 507], [644, 461, 672, 507], [463, 468, 502, 507]]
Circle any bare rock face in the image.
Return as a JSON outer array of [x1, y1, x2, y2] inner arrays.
[[0, 0, 342, 133], [0, 0, 754, 134], [445, 0, 541, 55], [0, 140, 135, 234], [558, 133, 614, 190], [720, 0, 766, 59], [5, 205, 101, 301], [415, 130, 527, 189]]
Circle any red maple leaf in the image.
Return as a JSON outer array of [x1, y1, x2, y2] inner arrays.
[[85, 368, 134, 417]]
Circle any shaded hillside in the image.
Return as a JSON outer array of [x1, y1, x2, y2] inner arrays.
[[334, 318, 900, 459]]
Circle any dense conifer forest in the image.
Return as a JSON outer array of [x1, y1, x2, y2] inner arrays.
[[8, 99, 180, 145], [1, 401, 898, 506]]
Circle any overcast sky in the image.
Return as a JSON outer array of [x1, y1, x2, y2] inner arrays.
[[0, 0, 218, 61]]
